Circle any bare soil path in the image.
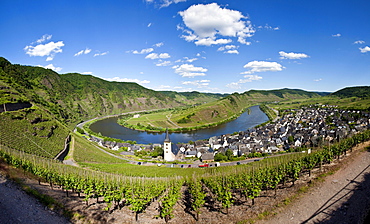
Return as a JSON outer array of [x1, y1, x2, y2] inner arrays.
[[257, 142, 370, 224], [0, 174, 69, 224]]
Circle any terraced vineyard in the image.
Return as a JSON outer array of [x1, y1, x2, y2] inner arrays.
[[0, 107, 69, 158], [1, 125, 369, 222]]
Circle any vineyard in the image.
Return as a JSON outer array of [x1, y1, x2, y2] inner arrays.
[[1, 128, 370, 222], [0, 107, 69, 158]]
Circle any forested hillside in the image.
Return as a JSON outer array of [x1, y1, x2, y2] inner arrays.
[[159, 90, 227, 106], [331, 86, 370, 98], [169, 89, 325, 127], [0, 57, 221, 124]]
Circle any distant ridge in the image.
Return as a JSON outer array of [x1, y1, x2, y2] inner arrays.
[[0, 57, 222, 123], [0, 56, 367, 126], [331, 86, 370, 98]]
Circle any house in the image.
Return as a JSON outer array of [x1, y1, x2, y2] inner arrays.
[[294, 139, 302, 147], [196, 147, 210, 158], [201, 153, 214, 163], [185, 150, 197, 158]]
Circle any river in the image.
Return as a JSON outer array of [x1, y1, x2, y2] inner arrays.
[[89, 105, 268, 144]]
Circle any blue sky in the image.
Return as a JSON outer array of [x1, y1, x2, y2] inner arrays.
[[1, 0, 369, 93]]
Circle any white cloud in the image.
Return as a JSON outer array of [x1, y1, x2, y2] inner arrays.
[[314, 78, 322, 82], [132, 48, 154, 54], [94, 51, 109, 57], [81, 72, 93, 75], [182, 79, 210, 87], [145, 53, 159, 59], [24, 38, 64, 61], [359, 46, 370, 53], [176, 57, 199, 63], [258, 25, 279, 31], [145, 53, 171, 59], [147, 23, 152, 27], [194, 38, 232, 46], [242, 74, 263, 81], [279, 51, 309, 59], [37, 64, 62, 72], [145, 0, 186, 8], [242, 61, 284, 74], [179, 3, 255, 46], [226, 82, 242, 89], [154, 42, 164, 47], [74, 48, 91, 56], [159, 53, 170, 58], [332, 33, 341, 37], [354, 40, 365, 44], [173, 64, 207, 77], [104, 77, 150, 85], [226, 75, 262, 89], [184, 57, 198, 63], [156, 60, 171, 66], [217, 45, 238, 51], [224, 50, 239, 54], [35, 34, 52, 44]]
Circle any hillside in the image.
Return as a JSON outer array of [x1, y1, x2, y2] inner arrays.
[[243, 88, 325, 100], [1, 57, 370, 223], [122, 89, 324, 132], [159, 90, 227, 106], [331, 86, 370, 98], [0, 57, 222, 125], [271, 86, 370, 111], [1, 56, 369, 155]]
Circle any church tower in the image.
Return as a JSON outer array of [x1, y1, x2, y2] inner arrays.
[[163, 128, 175, 161]]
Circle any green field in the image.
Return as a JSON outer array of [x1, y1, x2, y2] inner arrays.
[[119, 94, 253, 132], [271, 96, 370, 111]]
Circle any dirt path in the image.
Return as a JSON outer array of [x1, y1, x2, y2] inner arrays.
[[63, 136, 78, 167], [258, 142, 370, 224], [0, 174, 69, 224]]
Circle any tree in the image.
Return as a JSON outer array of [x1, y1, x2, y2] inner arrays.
[[288, 135, 294, 144], [225, 149, 233, 160], [76, 127, 85, 135], [151, 146, 164, 158], [214, 152, 227, 161]]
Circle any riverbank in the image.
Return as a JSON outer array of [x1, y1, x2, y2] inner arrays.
[[86, 105, 269, 144], [118, 107, 255, 133]]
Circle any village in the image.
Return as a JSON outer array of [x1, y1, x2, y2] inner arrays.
[[88, 105, 370, 165]]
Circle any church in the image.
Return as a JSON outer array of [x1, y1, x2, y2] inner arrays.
[[163, 128, 177, 161]]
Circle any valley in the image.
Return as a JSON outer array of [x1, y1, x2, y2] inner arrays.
[[1, 57, 370, 223]]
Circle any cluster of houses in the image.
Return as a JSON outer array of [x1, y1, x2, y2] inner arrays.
[[88, 106, 370, 163]]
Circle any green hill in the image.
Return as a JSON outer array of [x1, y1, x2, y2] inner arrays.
[[0, 57, 222, 125], [159, 91, 227, 106], [0, 57, 229, 158], [122, 88, 325, 131], [331, 86, 370, 98], [1, 56, 369, 157]]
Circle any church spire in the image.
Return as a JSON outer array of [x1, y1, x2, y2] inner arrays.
[[164, 128, 170, 142]]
